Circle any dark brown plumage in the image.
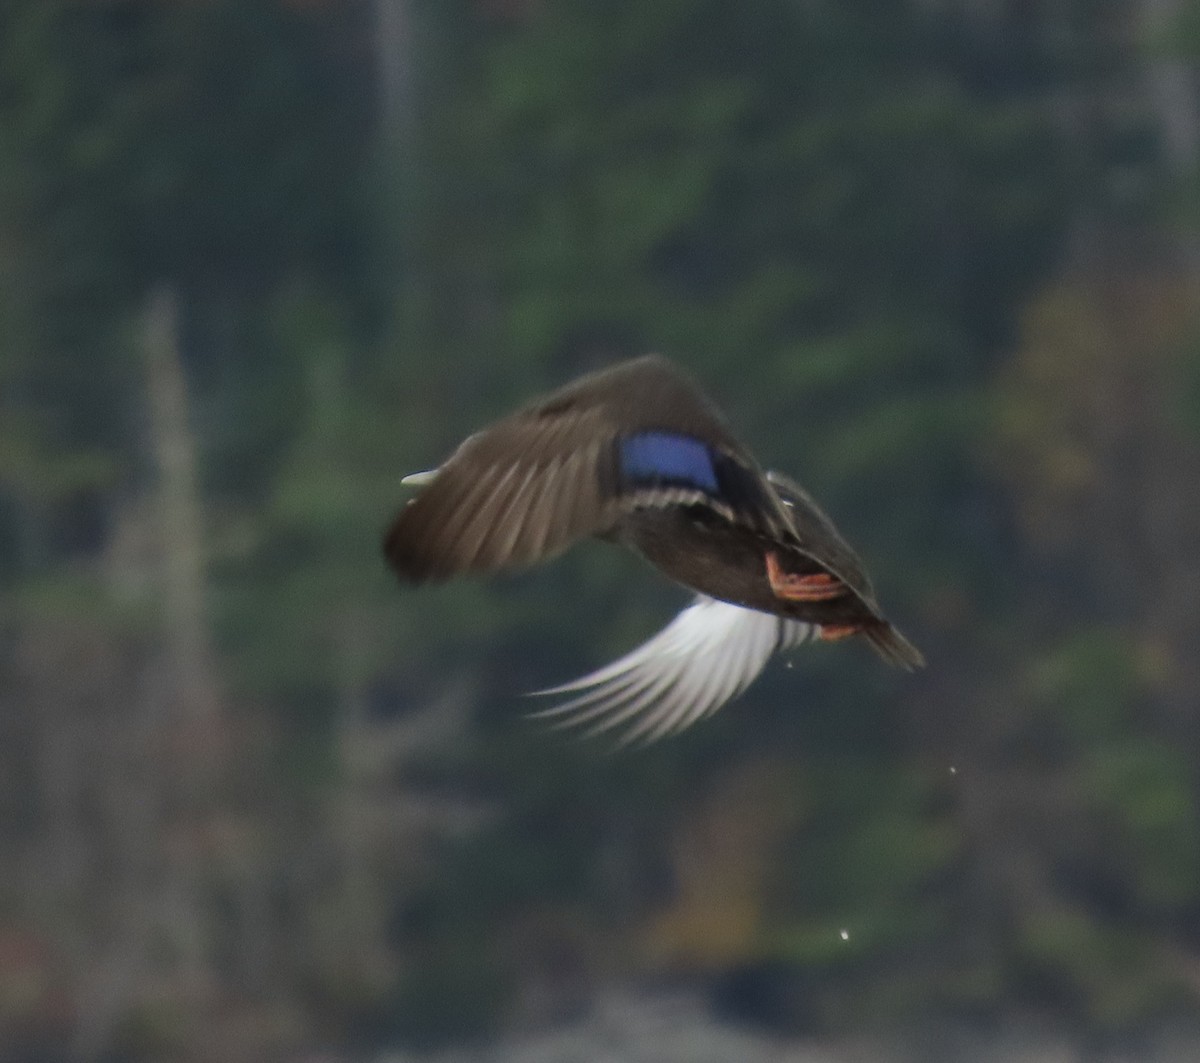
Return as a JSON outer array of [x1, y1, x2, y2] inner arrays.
[[384, 355, 922, 744]]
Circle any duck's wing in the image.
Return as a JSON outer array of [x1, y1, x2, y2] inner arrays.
[[384, 356, 795, 582], [526, 596, 818, 747], [764, 470, 873, 592], [766, 470, 925, 671]]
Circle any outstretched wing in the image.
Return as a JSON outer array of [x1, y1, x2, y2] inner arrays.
[[384, 406, 625, 581], [764, 469, 875, 602], [526, 596, 818, 747], [384, 356, 795, 582], [766, 469, 925, 671]]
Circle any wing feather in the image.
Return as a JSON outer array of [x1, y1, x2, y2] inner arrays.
[[419, 466, 506, 567], [514, 457, 566, 565], [527, 597, 818, 746], [383, 356, 795, 583], [384, 410, 618, 581], [483, 464, 542, 569], [448, 461, 522, 572]]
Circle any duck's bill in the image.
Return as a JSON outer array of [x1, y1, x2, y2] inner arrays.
[[401, 468, 439, 486]]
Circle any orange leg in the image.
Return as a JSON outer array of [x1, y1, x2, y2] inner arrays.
[[818, 623, 861, 642], [766, 551, 848, 602]]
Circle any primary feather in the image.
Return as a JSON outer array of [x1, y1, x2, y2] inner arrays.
[[528, 596, 817, 747]]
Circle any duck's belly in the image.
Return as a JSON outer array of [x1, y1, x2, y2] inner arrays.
[[616, 509, 869, 624]]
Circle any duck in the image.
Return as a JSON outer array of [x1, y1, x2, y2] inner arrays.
[[384, 354, 923, 745]]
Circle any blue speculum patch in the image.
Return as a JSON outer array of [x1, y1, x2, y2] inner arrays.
[[619, 432, 719, 491]]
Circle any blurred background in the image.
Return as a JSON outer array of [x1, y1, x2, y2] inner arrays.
[[1, 1, 1199, 1060]]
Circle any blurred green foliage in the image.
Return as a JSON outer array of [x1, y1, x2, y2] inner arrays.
[[1, 0, 1199, 1056]]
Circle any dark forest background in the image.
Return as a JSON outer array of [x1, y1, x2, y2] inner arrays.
[[2, 1, 1200, 1059]]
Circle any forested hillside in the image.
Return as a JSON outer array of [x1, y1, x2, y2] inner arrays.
[[1, 1, 1199, 1059]]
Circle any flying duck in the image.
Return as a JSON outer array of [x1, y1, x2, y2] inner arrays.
[[384, 355, 923, 745]]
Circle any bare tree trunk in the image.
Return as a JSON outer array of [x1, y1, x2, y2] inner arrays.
[[331, 610, 390, 983], [132, 287, 222, 1031], [67, 287, 231, 1060], [141, 287, 222, 734], [1142, 0, 1200, 174], [374, 0, 415, 142], [1142, 0, 1200, 277]]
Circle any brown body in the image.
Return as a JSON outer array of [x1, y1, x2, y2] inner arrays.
[[385, 355, 923, 674]]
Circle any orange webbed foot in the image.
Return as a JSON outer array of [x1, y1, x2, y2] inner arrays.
[[818, 623, 861, 642], [766, 551, 848, 602]]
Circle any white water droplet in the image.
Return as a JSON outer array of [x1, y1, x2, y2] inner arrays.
[[949, 766, 958, 776], [839, 928, 849, 941]]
